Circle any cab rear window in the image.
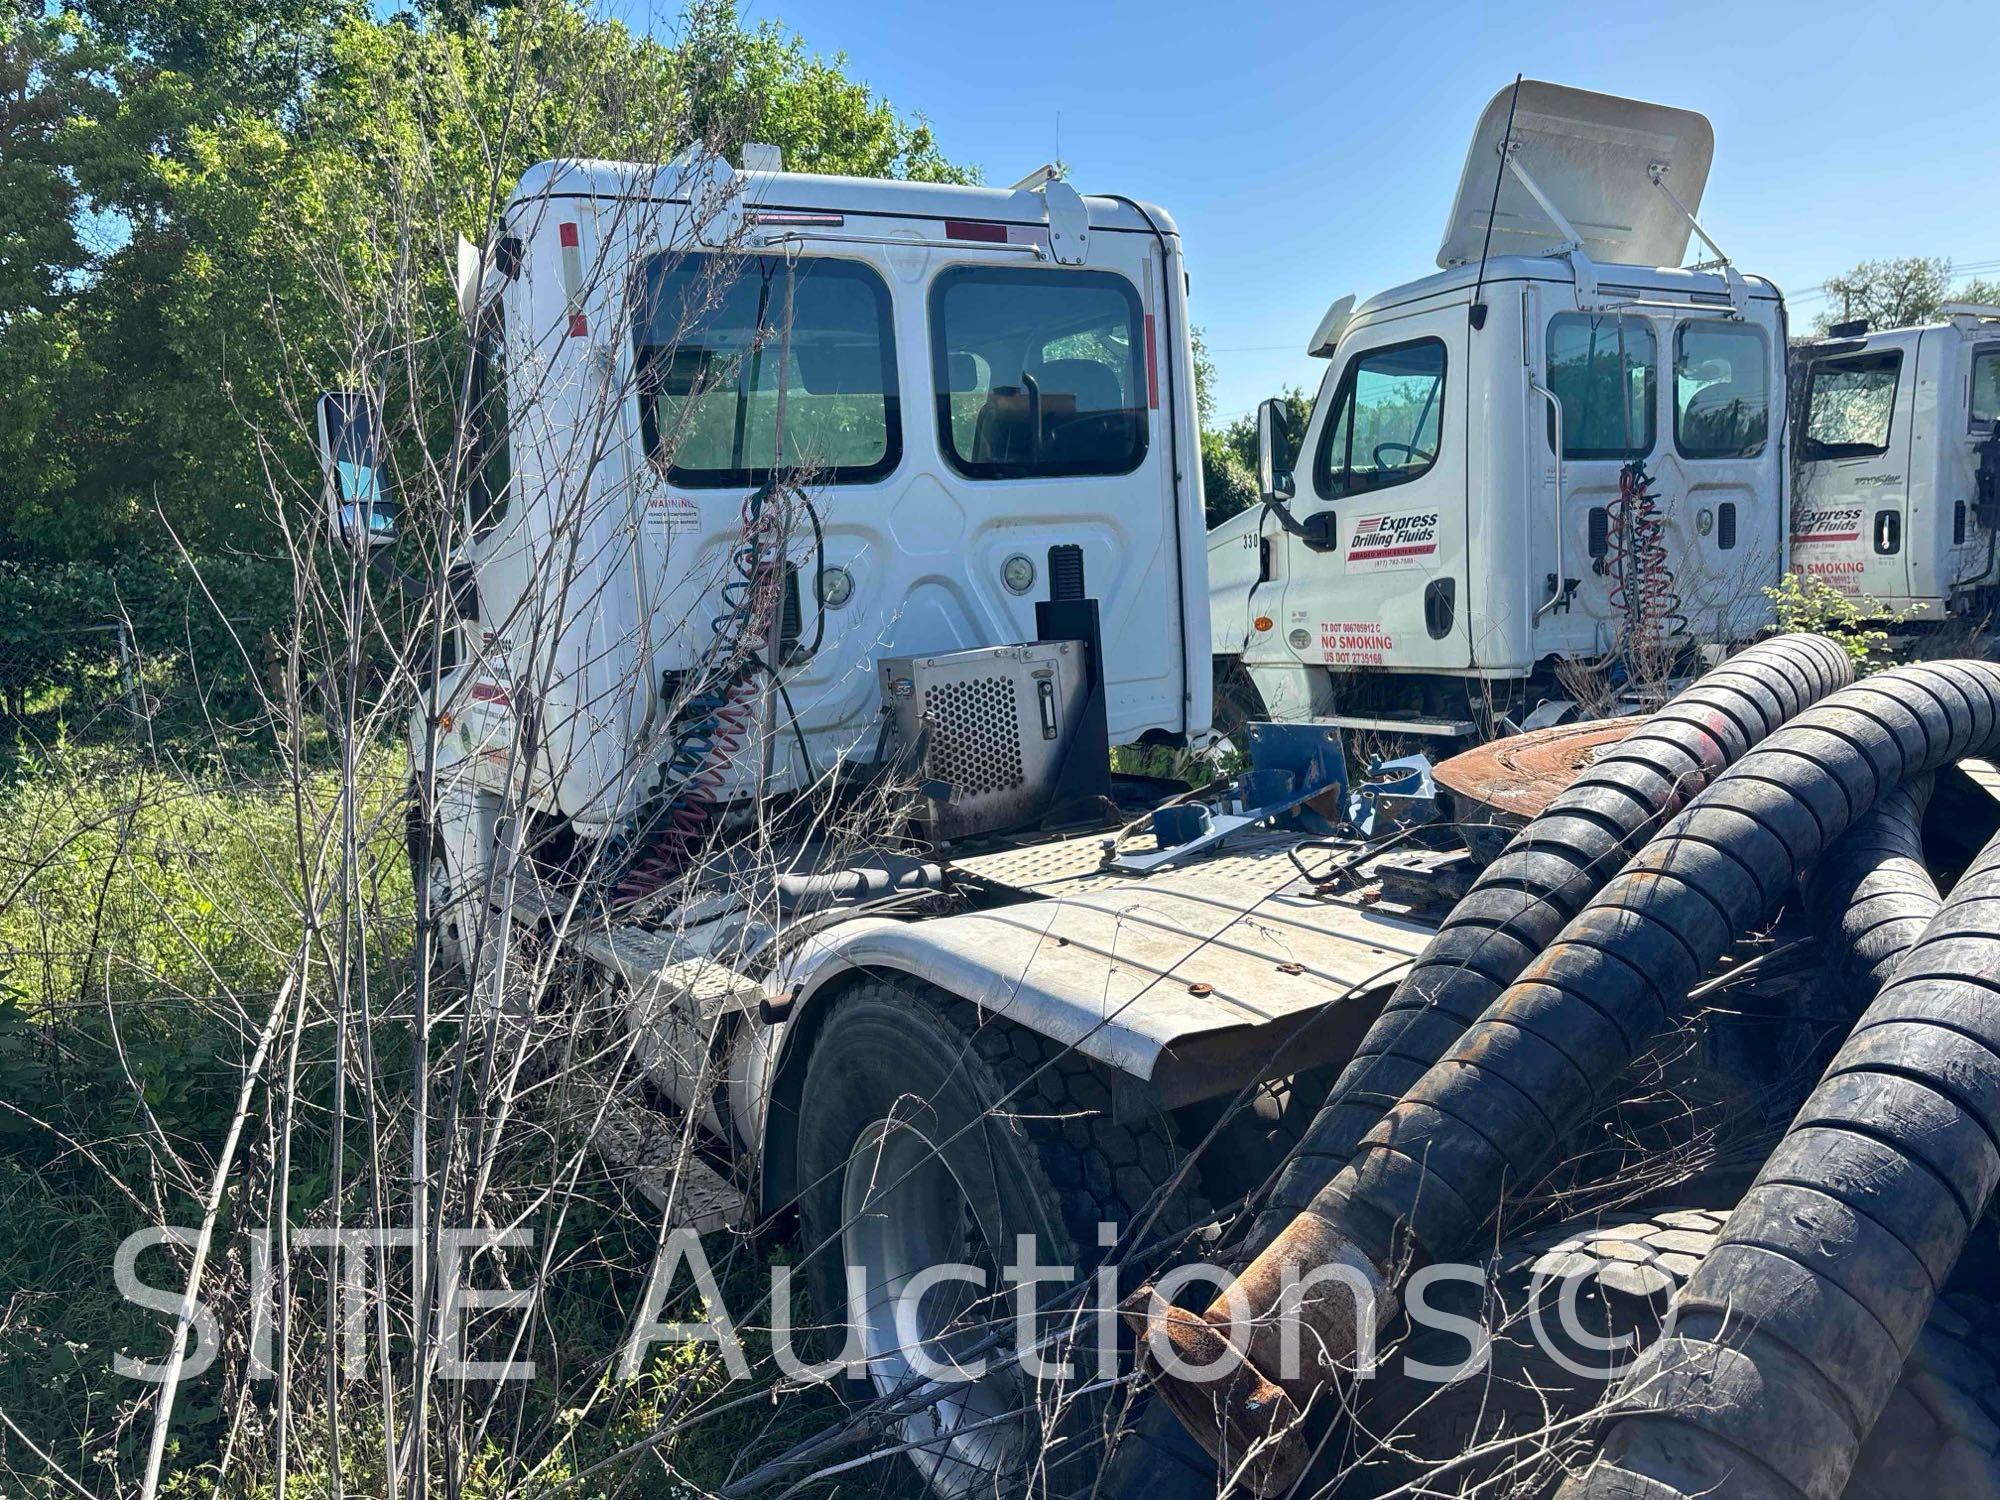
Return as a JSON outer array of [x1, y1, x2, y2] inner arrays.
[[1546, 313, 1656, 460], [1675, 322, 1770, 459], [1803, 350, 1902, 459], [633, 252, 900, 487], [931, 266, 1147, 480]]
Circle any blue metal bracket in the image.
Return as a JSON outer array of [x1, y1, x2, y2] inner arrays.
[[1104, 722, 1350, 875], [1245, 722, 1349, 830]]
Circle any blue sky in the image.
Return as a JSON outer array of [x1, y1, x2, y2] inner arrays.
[[667, 0, 2000, 425]]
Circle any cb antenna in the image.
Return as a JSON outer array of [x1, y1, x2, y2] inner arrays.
[[1469, 73, 1523, 332]]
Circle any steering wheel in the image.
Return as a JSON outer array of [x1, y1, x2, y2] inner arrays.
[[1372, 441, 1434, 469]]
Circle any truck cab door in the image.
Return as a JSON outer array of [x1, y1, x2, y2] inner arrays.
[[1931, 332, 2000, 610], [1280, 315, 1469, 673], [1795, 341, 1915, 607]]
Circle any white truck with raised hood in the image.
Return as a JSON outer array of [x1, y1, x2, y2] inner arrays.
[[1790, 303, 2000, 621], [1208, 82, 1789, 738]]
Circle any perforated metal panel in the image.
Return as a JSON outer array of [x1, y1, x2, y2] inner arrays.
[[881, 642, 1085, 840], [925, 675, 1026, 796]]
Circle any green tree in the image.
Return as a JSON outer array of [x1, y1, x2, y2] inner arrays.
[[0, 0, 972, 566], [1201, 427, 1256, 528], [1814, 255, 1999, 334], [1200, 385, 1309, 529], [1190, 325, 1218, 427]]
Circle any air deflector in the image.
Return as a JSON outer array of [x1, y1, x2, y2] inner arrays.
[[1438, 80, 1714, 271]]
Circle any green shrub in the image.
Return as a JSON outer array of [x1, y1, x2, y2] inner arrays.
[[1762, 571, 1905, 674]]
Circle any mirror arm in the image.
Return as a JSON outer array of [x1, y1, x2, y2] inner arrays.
[[1260, 493, 1309, 536]]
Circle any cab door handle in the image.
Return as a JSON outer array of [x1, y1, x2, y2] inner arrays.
[[1874, 509, 1902, 555]]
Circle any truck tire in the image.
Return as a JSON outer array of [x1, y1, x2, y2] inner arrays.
[[1849, 1295, 2000, 1499], [1333, 1209, 2000, 1500], [795, 976, 1200, 1499]]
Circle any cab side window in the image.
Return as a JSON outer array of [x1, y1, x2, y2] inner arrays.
[[1973, 347, 1999, 428], [931, 266, 1147, 480], [1312, 338, 1446, 500], [1546, 313, 1655, 459], [1675, 322, 1770, 459], [1802, 350, 1902, 459]]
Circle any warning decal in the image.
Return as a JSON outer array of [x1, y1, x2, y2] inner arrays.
[[1345, 510, 1439, 572], [1790, 505, 1866, 596], [645, 494, 701, 536], [1318, 621, 1395, 667]]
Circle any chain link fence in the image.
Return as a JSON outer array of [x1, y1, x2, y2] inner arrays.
[[0, 622, 149, 743]]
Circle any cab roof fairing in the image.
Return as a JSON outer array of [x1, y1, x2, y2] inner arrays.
[[1438, 80, 1717, 272], [1344, 254, 1783, 325], [503, 157, 1178, 238]]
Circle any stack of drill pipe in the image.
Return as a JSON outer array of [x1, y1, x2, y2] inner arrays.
[[1565, 806, 2000, 1500], [1136, 658, 2000, 1497], [1247, 634, 1854, 1253]]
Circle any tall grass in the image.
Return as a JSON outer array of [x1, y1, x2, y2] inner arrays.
[[0, 740, 412, 1015], [0, 742, 413, 1494]]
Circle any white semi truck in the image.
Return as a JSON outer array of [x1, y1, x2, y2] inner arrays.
[[311, 128, 2000, 1500], [1208, 82, 1789, 737], [316, 146, 1455, 1497], [1790, 303, 2000, 620]]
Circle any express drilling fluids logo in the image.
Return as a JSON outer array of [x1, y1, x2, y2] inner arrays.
[[1791, 506, 1863, 545], [1346, 510, 1440, 571]]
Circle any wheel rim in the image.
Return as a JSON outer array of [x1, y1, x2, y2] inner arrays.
[[839, 1117, 1027, 1497]]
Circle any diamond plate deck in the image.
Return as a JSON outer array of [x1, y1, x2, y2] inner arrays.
[[590, 1094, 745, 1233], [783, 832, 1435, 1104]]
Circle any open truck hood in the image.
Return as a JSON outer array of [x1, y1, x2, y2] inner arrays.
[[1438, 80, 1714, 270]]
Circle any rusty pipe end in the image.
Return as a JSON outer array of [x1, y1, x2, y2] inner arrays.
[[1121, 1289, 1309, 1496], [1119, 1209, 1396, 1493]]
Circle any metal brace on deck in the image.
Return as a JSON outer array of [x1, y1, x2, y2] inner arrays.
[[1105, 723, 1354, 875]]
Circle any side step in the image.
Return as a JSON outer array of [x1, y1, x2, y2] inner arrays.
[[589, 1093, 746, 1233], [572, 926, 766, 1110]]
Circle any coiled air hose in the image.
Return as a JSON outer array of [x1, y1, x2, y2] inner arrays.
[[614, 481, 783, 902], [1250, 634, 1855, 1248], [1138, 658, 2000, 1495], [1564, 818, 2000, 1500], [1605, 459, 1688, 643]]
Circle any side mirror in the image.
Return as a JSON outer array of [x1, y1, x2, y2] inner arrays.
[[1257, 396, 1296, 504], [315, 390, 398, 552]]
